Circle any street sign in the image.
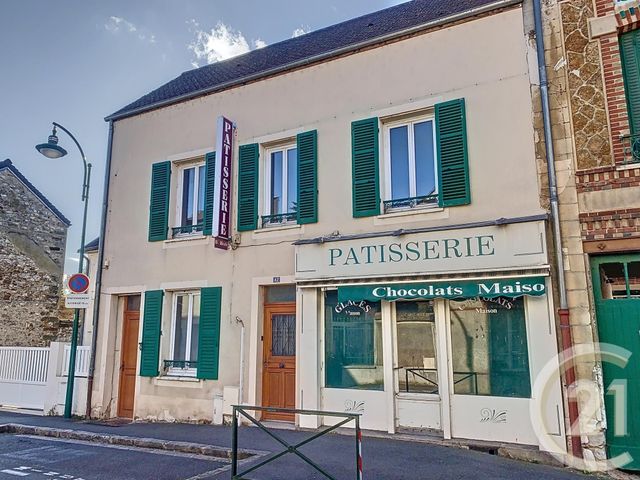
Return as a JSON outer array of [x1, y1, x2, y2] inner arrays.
[[65, 293, 91, 309], [68, 273, 90, 294]]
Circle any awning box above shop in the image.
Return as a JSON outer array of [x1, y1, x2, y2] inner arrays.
[[338, 277, 547, 302]]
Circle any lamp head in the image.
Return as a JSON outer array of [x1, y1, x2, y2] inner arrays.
[[36, 126, 67, 159]]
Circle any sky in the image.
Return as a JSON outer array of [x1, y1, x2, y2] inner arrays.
[[0, 0, 405, 273]]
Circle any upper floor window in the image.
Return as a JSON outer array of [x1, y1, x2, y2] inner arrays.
[[383, 116, 438, 212], [166, 291, 200, 377], [263, 145, 298, 227], [175, 163, 205, 237]]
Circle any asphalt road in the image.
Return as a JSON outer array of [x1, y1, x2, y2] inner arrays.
[[0, 435, 229, 480]]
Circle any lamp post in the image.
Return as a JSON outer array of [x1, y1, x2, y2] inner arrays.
[[36, 123, 92, 419]]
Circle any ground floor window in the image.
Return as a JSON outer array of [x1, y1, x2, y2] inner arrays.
[[449, 296, 531, 398], [396, 300, 438, 394], [167, 292, 200, 376], [324, 290, 384, 390]]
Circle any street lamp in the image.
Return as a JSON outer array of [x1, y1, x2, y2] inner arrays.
[[36, 123, 92, 419]]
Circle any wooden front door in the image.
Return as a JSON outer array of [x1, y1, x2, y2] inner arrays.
[[591, 255, 640, 470], [117, 296, 141, 419], [262, 305, 296, 421]]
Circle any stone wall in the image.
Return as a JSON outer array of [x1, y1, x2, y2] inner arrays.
[[0, 168, 71, 346], [536, 0, 607, 463], [560, 0, 613, 169]]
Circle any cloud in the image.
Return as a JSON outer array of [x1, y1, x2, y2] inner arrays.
[[105, 16, 155, 44], [188, 21, 267, 66], [292, 27, 308, 38]]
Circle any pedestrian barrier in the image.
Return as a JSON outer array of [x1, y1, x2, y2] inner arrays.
[[231, 405, 363, 480]]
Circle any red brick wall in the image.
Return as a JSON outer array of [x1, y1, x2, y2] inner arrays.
[[581, 208, 640, 240], [599, 32, 631, 166], [576, 166, 640, 192], [594, 0, 615, 16]]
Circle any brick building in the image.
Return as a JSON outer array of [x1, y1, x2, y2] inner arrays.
[[539, 0, 640, 469], [0, 159, 72, 346]]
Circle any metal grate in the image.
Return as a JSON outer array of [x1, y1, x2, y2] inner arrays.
[[272, 314, 296, 356]]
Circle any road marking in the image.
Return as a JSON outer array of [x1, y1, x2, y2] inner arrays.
[[0, 470, 30, 477]]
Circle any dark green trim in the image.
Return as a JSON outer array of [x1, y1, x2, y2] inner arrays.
[[139, 290, 164, 377], [203, 152, 216, 236], [237, 144, 259, 231], [351, 117, 380, 217], [436, 98, 470, 207], [148, 161, 171, 242], [197, 287, 222, 380], [296, 130, 318, 224], [620, 30, 640, 136]]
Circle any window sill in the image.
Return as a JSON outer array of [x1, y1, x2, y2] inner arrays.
[[374, 206, 448, 226], [163, 235, 209, 249], [252, 223, 303, 239], [153, 376, 204, 388], [616, 162, 640, 172]]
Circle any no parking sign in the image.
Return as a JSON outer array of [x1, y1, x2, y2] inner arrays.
[[67, 273, 90, 294]]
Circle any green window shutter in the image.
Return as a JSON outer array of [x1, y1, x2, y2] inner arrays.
[[203, 152, 216, 235], [140, 290, 163, 377], [620, 30, 640, 135], [436, 98, 470, 207], [351, 118, 380, 217], [237, 144, 259, 231], [296, 130, 318, 224], [197, 287, 222, 380], [148, 161, 171, 242]]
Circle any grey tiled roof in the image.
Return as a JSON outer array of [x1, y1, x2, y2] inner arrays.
[[106, 0, 517, 121], [0, 159, 71, 226]]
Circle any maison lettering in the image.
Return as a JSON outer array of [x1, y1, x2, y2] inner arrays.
[[329, 235, 495, 267]]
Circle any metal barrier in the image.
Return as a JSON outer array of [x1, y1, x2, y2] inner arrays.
[[232, 405, 363, 480]]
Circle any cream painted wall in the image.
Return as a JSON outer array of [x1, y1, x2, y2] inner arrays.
[[96, 6, 547, 421]]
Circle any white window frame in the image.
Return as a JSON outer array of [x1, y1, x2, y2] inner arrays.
[[167, 291, 200, 377], [382, 115, 438, 211], [174, 160, 206, 237], [263, 143, 298, 227]]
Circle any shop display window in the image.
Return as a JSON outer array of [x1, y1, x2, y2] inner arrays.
[[324, 290, 384, 390], [449, 296, 531, 398]]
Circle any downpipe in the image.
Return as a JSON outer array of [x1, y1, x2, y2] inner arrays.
[[532, 0, 583, 459], [85, 121, 114, 418]]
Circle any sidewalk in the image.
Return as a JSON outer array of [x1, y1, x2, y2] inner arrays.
[[0, 410, 593, 479]]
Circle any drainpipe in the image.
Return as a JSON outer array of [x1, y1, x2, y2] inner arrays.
[[85, 121, 114, 418], [532, 0, 583, 459], [235, 316, 246, 405]]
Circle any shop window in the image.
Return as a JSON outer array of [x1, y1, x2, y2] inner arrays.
[[166, 292, 200, 376], [396, 301, 438, 394], [174, 162, 206, 237], [262, 144, 298, 227], [324, 290, 384, 391], [449, 297, 531, 398], [383, 116, 438, 212]]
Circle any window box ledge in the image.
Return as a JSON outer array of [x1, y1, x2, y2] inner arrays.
[[153, 376, 204, 388], [252, 223, 304, 239], [163, 235, 209, 249], [374, 206, 448, 226]]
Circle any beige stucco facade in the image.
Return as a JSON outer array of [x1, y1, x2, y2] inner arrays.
[[90, 4, 569, 452]]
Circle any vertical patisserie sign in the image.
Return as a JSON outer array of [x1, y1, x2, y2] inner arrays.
[[213, 116, 234, 249]]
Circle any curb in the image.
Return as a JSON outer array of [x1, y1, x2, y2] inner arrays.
[[0, 423, 260, 461]]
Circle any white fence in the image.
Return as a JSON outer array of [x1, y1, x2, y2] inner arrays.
[[0, 347, 50, 410], [0, 343, 90, 414], [62, 345, 91, 377]]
